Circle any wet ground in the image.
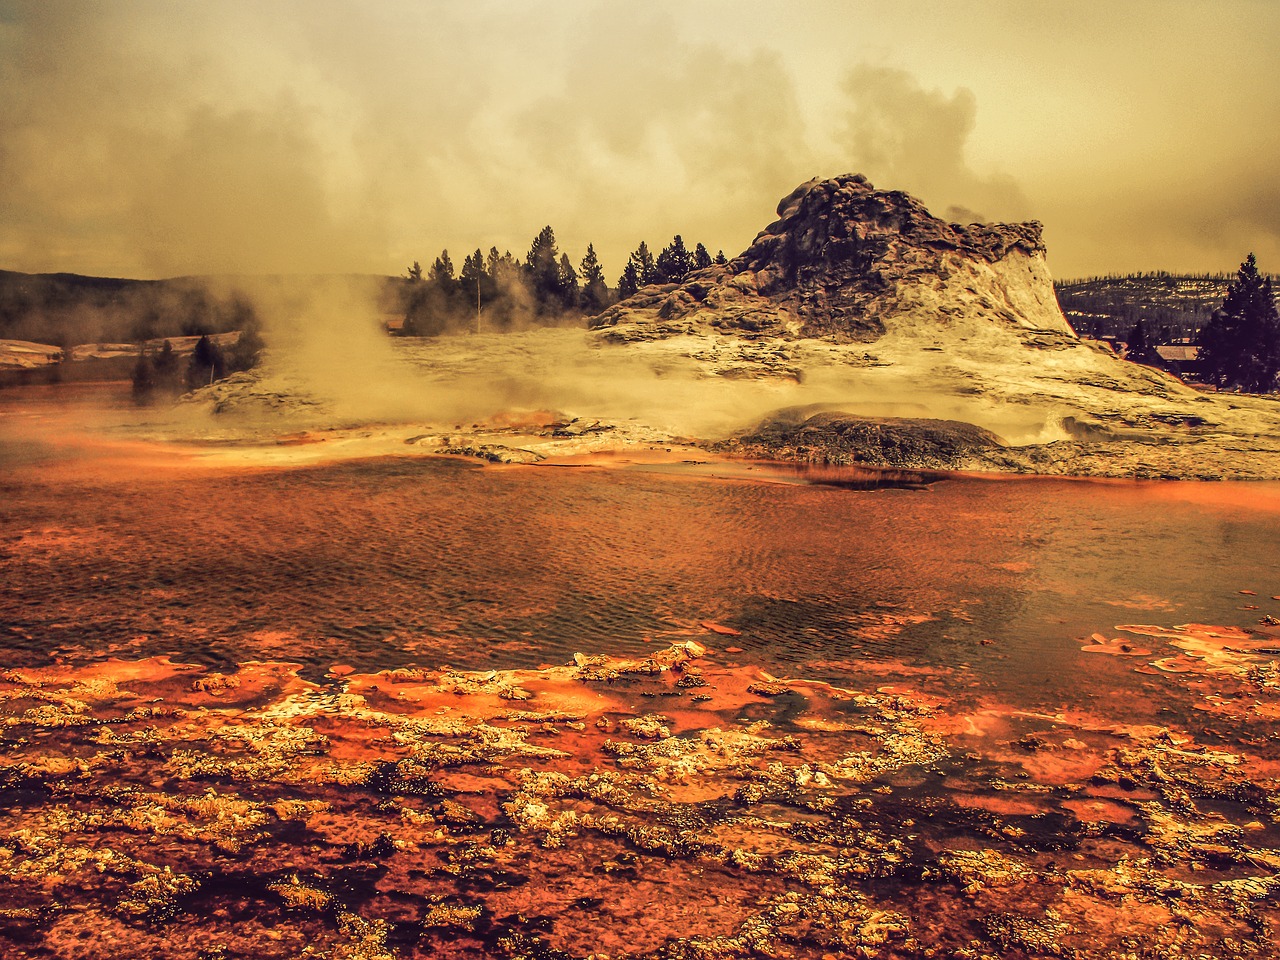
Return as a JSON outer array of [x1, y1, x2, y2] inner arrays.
[[3, 385, 1280, 958]]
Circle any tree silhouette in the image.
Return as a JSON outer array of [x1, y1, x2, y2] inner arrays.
[[627, 241, 657, 287], [227, 322, 265, 373], [1124, 319, 1160, 366], [1196, 253, 1280, 392], [403, 250, 462, 336], [558, 253, 580, 312], [655, 235, 692, 284], [525, 226, 566, 314], [428, 251, 456, 286], [579, 244, 609, 313], [617, 260, 640, 299], [153, 339, 180, 391], [131, 347, 154, 402], [459, 248, 496, 329], [693, 243, 713, 270], [186, 335, 226, 389], [460, 249, 484, 286]]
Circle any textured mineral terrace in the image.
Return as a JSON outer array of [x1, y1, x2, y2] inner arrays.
[[3, 628, 1280, 959]]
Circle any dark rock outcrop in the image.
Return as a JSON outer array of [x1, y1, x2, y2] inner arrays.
[[718, 407, 1005, 470], [590, 174, 1072, 342]]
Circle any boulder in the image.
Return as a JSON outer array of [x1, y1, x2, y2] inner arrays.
[[721, 408, 1005, 470]]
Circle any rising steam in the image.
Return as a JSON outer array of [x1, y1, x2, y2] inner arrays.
[[205, 271, 1073, 452]]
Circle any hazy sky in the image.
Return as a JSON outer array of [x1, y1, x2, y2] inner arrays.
[[1, 0, 1277, 281]]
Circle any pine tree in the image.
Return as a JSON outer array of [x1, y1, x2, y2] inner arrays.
[[217, 295, 264, 372], [455, 249, 484, 331], [491, 249, 520, 286], [406, 261, 423, 283], [227, 323, 265, 373], [428, 250, 456, 286], [525, 226, 565, 313], [693, 243, 713, 270], [579, 244, 609, 312], [154, 339, 177, 375], [403, 249, 460, 335], [484, 249, 524, 330], [459, 249, 485, 285], [1196, 253, 1280, 392], [713, 250, 728, 266], [186, 335, 226, 389], [628, 241, 657, 287], [1125, 319, 1155, 365], [131, 347, 154, 402], [558, 254, 580, 312], [655, 235, 691, 284], [153, 339, 180, 391], [617, 260, 640, 299]]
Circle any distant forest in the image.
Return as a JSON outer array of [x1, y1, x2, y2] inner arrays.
[[398, 228, 725, 335], [0, 227, 729, 346], [0, 270, 262, 347], [1054, 271, 1279, 343], [6, 261, 1274, 354]]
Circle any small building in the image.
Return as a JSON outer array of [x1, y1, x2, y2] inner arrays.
[[1155, 344, 1201, 380]]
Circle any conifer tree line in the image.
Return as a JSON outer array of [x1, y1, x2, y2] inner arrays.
[[0, 274, 266, 348], [401, 228, 727, 336], [130, 328, 265, 403], [1111, 254, 1280, 394], [1195, 253, 1280, 393]]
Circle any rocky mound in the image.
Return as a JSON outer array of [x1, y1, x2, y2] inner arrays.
[[718, 408, 1006, 470], [590, 174, 1072, 342], [585, 173, 1280, 479]]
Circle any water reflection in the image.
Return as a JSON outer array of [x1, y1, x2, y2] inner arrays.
[[3, 438, 1278, 714]]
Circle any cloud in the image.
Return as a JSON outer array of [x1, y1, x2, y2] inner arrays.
[[0, 1, 817, 281], [0, 2, 392, 277], [497, 7, 814, 269], [1043, 155, 1280, 278], [1, 1, 1274, 282], [834, 65, 1029, 224], [122, 101, 391, 277]]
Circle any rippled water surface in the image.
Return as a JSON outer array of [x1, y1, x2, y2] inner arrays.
[[3, 385, 1278, 710]]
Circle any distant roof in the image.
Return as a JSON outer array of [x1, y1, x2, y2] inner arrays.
[[1156, 345, 1200, 361]]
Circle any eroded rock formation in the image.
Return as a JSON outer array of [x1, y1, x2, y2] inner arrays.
[[719, 409, 1006, 470], [590, 173, 1072, 341]]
